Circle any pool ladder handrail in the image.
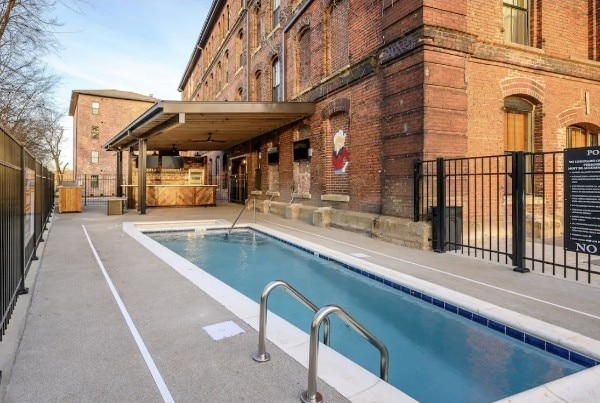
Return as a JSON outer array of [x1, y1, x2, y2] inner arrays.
[[253, 280, 331, 363], [225, 198, 248, 238], [301, 304, 389, 403]]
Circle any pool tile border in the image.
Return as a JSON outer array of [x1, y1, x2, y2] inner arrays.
[[252, 228, 600, 369], [149, 225, 600, 369], [133, 222, 600, 402]]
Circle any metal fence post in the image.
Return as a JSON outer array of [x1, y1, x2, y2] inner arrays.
[[434, 157, 446, 252], [511, 152, 529, 273], [39, 165, 45, 242], [116, 150, 123, 197], [84, 174, 87, 206], [413, 159, 420, 222], [18, 147, 29, 294]]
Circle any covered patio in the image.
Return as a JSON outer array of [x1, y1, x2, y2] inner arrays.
[[103, 101, 315, 213]]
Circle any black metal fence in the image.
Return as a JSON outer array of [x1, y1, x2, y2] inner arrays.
[[414, 151, 599, 283], [1, 127, 55, 341], [59, 174, 118, 206]]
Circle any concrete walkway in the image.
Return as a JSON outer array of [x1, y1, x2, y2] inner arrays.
[[1, 204, 599, 402]]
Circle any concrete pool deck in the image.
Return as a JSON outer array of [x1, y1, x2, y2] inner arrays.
[[1, 204, 599, 402]]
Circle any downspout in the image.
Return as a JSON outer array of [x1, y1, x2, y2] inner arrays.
[[281, 0, 314, 100]]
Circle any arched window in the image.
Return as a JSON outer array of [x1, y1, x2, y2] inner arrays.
[[236, 87, 243, 101], [224, 50, 229, 83], [272, 58, 281, 101], [297, 28, 311, 91], [254, 70, 262, 101], [323, 0, 349, 76], [567, 126, 599, 148], [504, 96, 533, 152], [253, 7, 261, 51], [237, 30, 244, 69], [217, 62, 222, 91], [227, 5, 230, 30]]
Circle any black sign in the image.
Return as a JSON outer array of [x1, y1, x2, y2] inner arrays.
[[564, 146, 600, 255]]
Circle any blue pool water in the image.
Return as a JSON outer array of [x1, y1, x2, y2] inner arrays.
[[150, 229, 588, 402]]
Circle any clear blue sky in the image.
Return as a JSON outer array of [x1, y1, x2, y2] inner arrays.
[[44, 0, 210, 168]]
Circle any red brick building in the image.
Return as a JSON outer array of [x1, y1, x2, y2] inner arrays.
[[178, 0, 599, 232], [69, 90, 157, 177]]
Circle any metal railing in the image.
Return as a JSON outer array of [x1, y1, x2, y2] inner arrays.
[[414, 151, 599, 283], [252, 281, 388, 403], [253, 280, 330, 362], [225, 198, 249, 238], [59, 174, 118, 206], [301, 305, 389, 403], [1, 126, 55, 342]]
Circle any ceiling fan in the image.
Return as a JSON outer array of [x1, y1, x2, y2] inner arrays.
[[194, 132, 226, 143]]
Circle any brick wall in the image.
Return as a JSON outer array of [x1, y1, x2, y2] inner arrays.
[[178, 0, 600, 220], [74, 94, 154, 176], [465, 0, 592, 61]]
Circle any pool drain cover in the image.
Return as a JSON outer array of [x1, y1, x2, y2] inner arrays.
[[203, 320, 245, 340]]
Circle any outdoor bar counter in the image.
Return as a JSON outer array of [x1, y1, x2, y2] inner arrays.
[[123, 184, 217, 207]]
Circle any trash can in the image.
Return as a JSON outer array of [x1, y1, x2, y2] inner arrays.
[[431, 206, 463, 251], [107, 197, 126, 215], [58, 185, 82, 213]]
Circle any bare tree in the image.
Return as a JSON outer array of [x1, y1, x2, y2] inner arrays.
[[36, 105, 69, 181], [0, 0, 63, 161]]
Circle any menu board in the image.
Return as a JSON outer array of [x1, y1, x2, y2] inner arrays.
[[564, 146, 600, 255]]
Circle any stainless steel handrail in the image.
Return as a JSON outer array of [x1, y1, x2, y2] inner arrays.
[[225, 198, 248, 238], [301, 304, 389, 403], [253, 280, 330, 363]]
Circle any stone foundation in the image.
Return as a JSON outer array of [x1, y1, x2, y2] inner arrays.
[[249, 201, 432, 250]]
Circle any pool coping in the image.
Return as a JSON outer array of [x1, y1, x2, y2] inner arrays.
[[124, 221, 600, 402]]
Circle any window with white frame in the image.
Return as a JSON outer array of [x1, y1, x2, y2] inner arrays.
[[91, 150, 99, 164], [272, 58, 281, 101], [503, 0, 529, 45], [272, 0, 280, 29], [91, 101, 100, 115]]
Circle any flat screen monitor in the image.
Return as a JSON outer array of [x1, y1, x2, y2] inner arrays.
[[147, 155, 159, 168], [162, 156, 184, 169], [267, 148, 279, 164], [293, 139, 310, 161]]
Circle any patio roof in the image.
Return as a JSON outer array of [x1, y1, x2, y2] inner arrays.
[[103, 101, 315, 152]]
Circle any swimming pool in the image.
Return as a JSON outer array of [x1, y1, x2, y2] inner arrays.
[[125, 221, 600, 402]]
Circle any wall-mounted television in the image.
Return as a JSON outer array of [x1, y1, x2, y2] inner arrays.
[[161, 156, 184, 169], [147, 155, 159, 169], [267, 147, 279, 164], [293, 139, 310, 161]]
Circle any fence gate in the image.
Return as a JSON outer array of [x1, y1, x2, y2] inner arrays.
[[59, 174, 118, 206], [414, 151, 599, 283]]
